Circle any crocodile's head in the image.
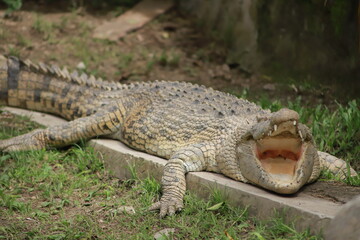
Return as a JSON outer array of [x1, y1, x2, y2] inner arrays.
[[236, 108, 319, 194]]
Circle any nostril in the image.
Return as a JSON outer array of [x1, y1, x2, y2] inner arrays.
[[271, 108, 299, 125]]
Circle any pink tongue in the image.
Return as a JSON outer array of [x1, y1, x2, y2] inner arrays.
[[259, 150, 298, 161]]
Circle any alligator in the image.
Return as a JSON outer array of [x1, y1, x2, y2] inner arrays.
[[0, 55, 357, 217]]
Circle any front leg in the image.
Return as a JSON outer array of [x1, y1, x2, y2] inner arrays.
[[318, 151, 358, 179], [149, 143, 214, 217], [0, 108, 123, 152]]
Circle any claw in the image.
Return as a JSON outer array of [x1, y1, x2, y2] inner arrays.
[[168, 205, 176, 216], [149, 201, 161, 211], [148, 196, 184, 218], [175, 201, 183, 212], [160, 205, 168, 218]]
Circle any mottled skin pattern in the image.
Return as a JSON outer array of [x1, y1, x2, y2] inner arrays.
[[0, 56, 357, 217]]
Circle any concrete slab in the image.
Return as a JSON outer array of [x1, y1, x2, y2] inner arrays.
[[3, 107, 67, 126], [2, 107, 344, 233]]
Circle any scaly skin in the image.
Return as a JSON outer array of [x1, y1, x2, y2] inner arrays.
[[0, 56, 357, 217]]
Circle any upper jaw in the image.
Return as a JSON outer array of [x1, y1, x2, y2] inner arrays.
[[249, 111, 310, 143]]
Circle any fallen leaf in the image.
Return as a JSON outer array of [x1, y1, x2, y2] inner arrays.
[[224, 230, 234, 240], [162, 32, 169, 39], [207, 202, 224, 211], [154, 228, 176, 240]]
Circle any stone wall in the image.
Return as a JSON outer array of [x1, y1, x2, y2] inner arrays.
[[178, 0, 360, 94], [178, 0, 259, 72]]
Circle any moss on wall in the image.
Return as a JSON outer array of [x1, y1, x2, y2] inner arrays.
[[257, 0, 359, 90], [330, 0, 353, 35]]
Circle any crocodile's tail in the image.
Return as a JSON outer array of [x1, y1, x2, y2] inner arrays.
[[0, 55, 53, 110], [0, 55, 159, 120], [0, 55, 30, 107], [0, 55, 128, 120], [0, 55, 10, 106]]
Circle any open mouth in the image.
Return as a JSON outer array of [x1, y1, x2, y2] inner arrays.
[[256, 137, 304, 182]]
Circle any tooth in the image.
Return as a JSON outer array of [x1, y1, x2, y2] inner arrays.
[[298, 130, 303, 140], [293, 121, 297, 126], [274, 125, 278, 131], [268, 130, 272, 136]]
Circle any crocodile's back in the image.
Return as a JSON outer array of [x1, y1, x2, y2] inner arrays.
[[1, 55, 267, 119], [100, 80, 269, 158], [0, 55, 270, 158]]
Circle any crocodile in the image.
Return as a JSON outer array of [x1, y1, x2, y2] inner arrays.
[[0, 55, 357, 217]]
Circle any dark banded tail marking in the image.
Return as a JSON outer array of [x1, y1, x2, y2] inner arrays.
[[7, 56, 20, 90]]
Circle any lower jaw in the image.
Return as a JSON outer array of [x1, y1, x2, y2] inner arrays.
[[259, 165, 308, 194], [268, 185, 302, 194], [260, 157, 298, 178]]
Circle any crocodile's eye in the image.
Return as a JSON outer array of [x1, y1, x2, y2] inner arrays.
[[256, 137, 303, 181]]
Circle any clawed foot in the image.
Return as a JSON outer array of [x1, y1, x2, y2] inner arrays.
[[0, 129, 45, 152], [149, 195, 184, 218]]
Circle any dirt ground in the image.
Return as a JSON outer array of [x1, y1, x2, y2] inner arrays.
[[0, 2, 359, 202], [302, 181, 360, 203]]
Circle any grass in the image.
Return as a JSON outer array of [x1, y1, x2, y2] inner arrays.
[[0, 111, 322, 239], [7, 46, 20, 58], [17, 34, 32, 49], [32, 15, 55, 41], [157, 50, 181, 67], [3, 0, 22, 15], [259, 98, 359, 160]]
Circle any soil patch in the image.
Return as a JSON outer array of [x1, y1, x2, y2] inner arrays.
[[302, 181, 360, 203]]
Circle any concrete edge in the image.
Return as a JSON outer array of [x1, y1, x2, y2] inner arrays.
[[2, 107, 342, 233]]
